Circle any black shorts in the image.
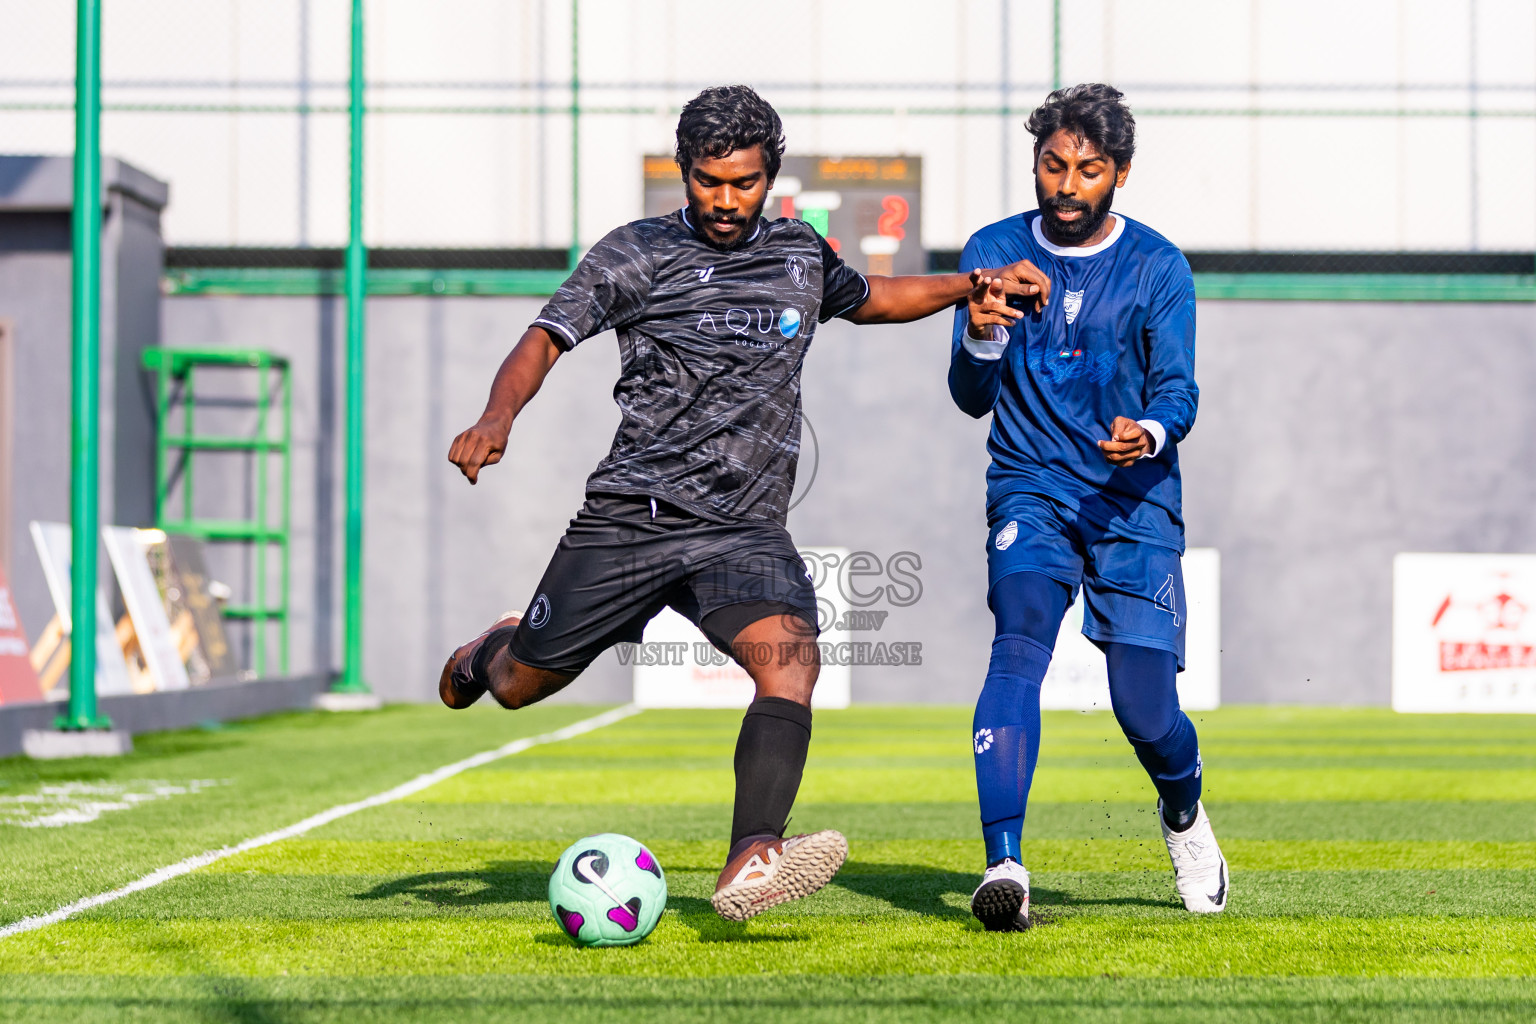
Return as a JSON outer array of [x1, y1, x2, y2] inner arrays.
[[509, 494, 820, 674]]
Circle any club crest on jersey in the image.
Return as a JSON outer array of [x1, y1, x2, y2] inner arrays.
[[1063, 288, 1085, 324], [529, 593, 552, 629], [995, 521, 1018, 551], [785, 255, 809, 289]]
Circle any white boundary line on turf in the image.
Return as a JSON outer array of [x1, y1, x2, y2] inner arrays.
[[0, 703, 644, 941]]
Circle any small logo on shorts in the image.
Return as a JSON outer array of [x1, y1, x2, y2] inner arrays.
[[974, 728, 994, 754], [529, 594, 552, 629], [995, 521, 1018, 551]]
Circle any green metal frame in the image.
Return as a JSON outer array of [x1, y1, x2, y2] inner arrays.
[[160, 267, 1536, 303], [164, 267, 568, 296], [142, 347, 293, 677], [1193, 274, 1536, 302]]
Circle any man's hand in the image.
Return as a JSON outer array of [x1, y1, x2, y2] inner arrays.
[[973, 258, 1051, 313], [448, 414, 512, 485], [1097, 416, 1151, 467], [847, 260, 1050, 325], [448, 325, 563, 485], [967, 272, 1023, 339]]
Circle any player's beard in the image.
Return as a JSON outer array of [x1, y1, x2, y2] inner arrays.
[[687, 195, 765, 252], [1036, 179, 1116, 245]]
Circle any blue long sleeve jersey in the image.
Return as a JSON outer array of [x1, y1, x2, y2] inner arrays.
[[950, 211, 1198, 550]]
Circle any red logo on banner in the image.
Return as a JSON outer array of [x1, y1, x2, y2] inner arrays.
[[1440, 641, 1536, 672]]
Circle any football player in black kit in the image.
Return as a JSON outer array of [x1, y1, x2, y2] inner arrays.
[[441, 85, 1049, 922]]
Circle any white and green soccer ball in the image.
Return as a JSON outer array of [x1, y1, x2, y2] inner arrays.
[[548, 833, 667, 947]]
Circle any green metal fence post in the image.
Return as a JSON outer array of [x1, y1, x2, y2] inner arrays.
[[337, 0, 370, 694], [1051, 0, 1062, 92], [61, 0, 109, 731], [280, 360, 292, 674], [253, 362, 270, 678]]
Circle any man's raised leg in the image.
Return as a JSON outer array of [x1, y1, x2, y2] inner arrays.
[[438, 612, 577, 710]]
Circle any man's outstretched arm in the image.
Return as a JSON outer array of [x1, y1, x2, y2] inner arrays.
[[844, 261, 1050, 325], [447, 325, 563, 484]]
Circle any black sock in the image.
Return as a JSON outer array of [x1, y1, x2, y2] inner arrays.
[[729, 696, 812, 850]]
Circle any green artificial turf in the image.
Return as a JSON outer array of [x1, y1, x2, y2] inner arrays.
[[2, 704, 1535, 1021]]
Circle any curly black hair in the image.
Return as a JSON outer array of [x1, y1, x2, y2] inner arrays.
[[675, 85, 786, 181], [1025, 83, 1136, 168]]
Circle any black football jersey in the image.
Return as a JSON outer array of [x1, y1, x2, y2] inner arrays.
[[532, 208, 869, 523]]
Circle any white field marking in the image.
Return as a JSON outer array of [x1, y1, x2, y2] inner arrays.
[[0, 780, 224, 829], [0, 703, 643, 941]]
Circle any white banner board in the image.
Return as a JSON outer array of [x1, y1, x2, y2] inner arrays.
[[29, 520, 135, 696], [1041, 547, 1221, 711], [103, 526, 191, 692], [633, 546, 852, 709], [1393, 553, 1536, 713]]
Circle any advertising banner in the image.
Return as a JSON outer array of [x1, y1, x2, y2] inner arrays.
[[1393, 553, 1536, 713]]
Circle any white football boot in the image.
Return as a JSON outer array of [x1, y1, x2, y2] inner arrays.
[[1159, 800, 1229, 913], [970, 858, 1031, 931]]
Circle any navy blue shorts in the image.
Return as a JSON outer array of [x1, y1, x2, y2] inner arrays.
[[987, 494, 1186, 667]]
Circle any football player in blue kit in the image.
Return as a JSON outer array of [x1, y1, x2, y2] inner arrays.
[[950, 83, 1227, 930]]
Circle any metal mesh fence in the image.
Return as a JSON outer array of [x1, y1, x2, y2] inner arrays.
[[2, 0, 1534, 259]]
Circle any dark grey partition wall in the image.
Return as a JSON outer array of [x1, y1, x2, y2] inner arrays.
[[159, 292, 1536, 707], [0, 155, 167, 641]]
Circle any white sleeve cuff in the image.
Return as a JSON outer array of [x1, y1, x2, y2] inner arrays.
[[960, 323, 1008, 361], [1137, 419, 1167, 458]]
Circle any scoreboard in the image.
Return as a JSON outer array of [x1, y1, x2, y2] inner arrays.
[[643, 155, 925, 277]]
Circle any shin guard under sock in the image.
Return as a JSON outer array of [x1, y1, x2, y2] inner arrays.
[[973, 634, 1052, 865], [1104, 642, 1203, 830], [1131, 712, 1203, 830], [730, 696, 812, 851]]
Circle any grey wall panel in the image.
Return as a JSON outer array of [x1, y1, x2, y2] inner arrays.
[[1, 156, 168, 644], [160, 293, 1536, 707], [160, 296, 344, 680], [0, 247, 73, 639], [1179, 301, 1536, 705]]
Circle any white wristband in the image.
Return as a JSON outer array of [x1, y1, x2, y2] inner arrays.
[[961, 323, 1008, 362], [1136, 419, 1167, 458]]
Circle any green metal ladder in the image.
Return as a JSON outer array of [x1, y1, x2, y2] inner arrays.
[[142, 347, 292, 676]]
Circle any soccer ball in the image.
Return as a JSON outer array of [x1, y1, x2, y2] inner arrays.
[[547, 833, 667, 947]]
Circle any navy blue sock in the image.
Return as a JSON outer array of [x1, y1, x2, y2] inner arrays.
[[974, 633, 1052, 865], [1105, 642, 1202, 830], [974, 571, 1071, 865]]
